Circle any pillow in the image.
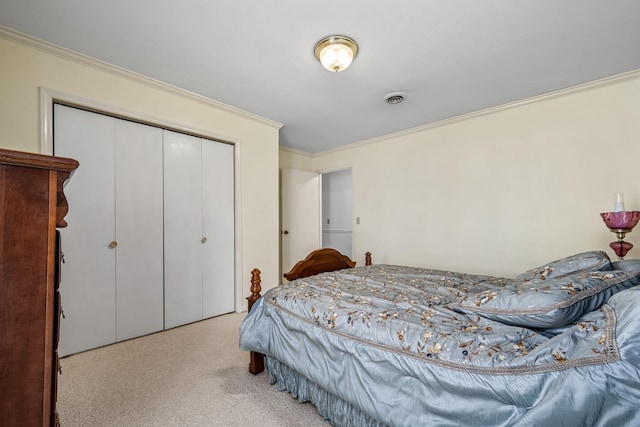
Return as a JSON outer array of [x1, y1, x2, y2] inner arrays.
[[612, 259, 640, 272], [515, 251, 612, 282], [450, 270, 640, 328]]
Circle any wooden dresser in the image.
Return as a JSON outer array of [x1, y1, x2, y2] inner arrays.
[[0, 148, 79, 426]]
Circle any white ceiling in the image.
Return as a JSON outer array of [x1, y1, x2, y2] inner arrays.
[[1, 1, 639, 154]]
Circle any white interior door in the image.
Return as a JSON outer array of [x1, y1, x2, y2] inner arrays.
[[164, 130, 204, 329], [202, 141, 235, 318], [55, 104, 117, 356], [281, 168, 320, 278], [114, 119, 164, 341]]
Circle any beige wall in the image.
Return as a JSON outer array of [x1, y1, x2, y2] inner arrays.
[[282, 71, 640, 277], [279, 148, 314, 170], [0, 29, 281, 307]]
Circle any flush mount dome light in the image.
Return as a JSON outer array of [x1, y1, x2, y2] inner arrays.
[[314, 35, 358, 72]]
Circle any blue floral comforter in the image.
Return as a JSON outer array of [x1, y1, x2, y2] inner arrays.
[[239, 265, 640, 426]]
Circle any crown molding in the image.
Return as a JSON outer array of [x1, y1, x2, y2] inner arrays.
[[278, 145, 314, 158], [313, 68, 640, 158], [0, 25, 283, 130]]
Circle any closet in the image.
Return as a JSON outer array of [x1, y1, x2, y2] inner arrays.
[[54, 104, 234, 356], [163, 130, 235, 329]]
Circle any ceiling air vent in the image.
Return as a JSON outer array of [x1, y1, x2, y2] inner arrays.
[[385, 92, 406, 105]]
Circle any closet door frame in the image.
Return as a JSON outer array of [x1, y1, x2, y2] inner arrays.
[[39, 88, 243, 314]]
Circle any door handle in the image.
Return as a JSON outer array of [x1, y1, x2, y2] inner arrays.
[[201, 237, 207, 243], [283, 230, 289, 235], [109, 241, 118, 249]]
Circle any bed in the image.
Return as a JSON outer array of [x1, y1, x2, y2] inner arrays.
[[239, 248, 640, 426]]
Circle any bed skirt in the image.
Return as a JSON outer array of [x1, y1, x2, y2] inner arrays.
[[266, 357, 386, 427]]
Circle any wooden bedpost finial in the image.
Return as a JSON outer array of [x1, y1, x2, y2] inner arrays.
[[247, 267, 265, 374], [365, 252, 372, 266], [247, 268, 262, 311]]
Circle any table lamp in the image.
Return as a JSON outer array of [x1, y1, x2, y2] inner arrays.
[[600, 193, 640, 259]]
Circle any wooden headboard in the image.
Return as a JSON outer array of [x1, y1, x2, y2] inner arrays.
[[283, 248, 359, 281], [246, 248, 371, 374], [247, 249, 371, 311]]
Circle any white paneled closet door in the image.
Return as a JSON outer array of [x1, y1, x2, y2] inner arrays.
[[55, 105, 117, 356], [202, 141, 235, 318], [114, 119, 164, 342], [55, 105, 164, 356], [163, 131, 205, 329], [164, 131, 235, 329]]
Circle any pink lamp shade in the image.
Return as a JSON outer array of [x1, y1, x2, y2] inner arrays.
[[600, 211, 640, 231]]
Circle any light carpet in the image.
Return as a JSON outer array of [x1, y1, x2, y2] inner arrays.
[[57, 312, 329, 426]]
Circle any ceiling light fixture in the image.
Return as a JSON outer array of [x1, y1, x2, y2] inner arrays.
[[314, 35, 358, 72]]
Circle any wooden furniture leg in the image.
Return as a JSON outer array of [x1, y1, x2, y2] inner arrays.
[[247, 268, 265, 374]]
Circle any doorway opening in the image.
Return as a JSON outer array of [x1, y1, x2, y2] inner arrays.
[[280, 167, 353, 281], [321, 169, 353, 258]]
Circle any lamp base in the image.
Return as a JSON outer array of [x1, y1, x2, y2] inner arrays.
[[609, 240, 633, 260]]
